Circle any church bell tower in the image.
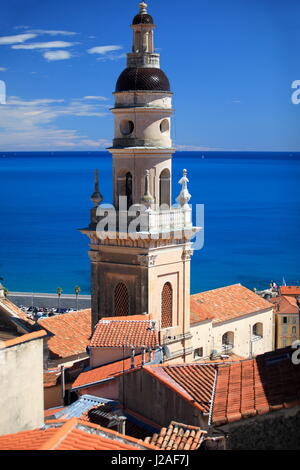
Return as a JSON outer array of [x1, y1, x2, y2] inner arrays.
[[82, 2, 199, 363]]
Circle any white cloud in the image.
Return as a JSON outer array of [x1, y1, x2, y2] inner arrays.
[[83, 96, 108, 101], [87, 45, 122, 54], [0, 67, 7, 72], [28, 29, 77, 36], [12, 41, 75, 50], [0, 33, 37, 45], [0, 96, 111, 150], [43, 50, 72, 61], [175, 144, 219, 151]]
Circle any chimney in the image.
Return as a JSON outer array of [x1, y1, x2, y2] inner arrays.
[[141, 347, 146, 365], [117, 415, 127, 435], [130, 347, 135, 369]]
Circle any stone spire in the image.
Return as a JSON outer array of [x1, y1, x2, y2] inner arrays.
[[141, 169, 154, 209], [176, 169, 191, 208], [90, 169, 103, 207]]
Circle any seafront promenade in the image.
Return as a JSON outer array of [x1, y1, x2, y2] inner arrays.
[[7, 292, 91, 310]]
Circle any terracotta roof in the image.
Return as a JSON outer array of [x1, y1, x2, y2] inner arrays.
[[0, 297, 35, 328], [72, 355, 143, 389], [0, 330, 47, 349], [190, 284, 273, 325], [144, 349, 300, 426], [144, 421, 207, 450], [269, 295, 299, 314], [144, 363, 216, 413], [212, 347, 300, 425], [44, 407, 64, 418], [279, 286, 300, 296], [44, 368, 61, 388], [38, 309, 91, 359], [90, 316, 159, 348], [0, 418, 158, 450]]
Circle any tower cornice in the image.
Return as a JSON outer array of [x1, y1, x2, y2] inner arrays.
[[107, 147, 176, 154]]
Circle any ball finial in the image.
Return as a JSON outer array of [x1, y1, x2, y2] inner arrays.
[[139, 2, 148, 13]]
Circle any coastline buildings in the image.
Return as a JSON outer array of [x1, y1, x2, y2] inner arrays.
[[270, 295, 300, 349]]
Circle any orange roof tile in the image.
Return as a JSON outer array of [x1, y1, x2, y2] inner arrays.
[[143, 348, 300, 426], [0, 330, 48, 349], [144, 421, 207, 450], [0, 297, 35, 328], [190, 284, 273, 325], [38, 309, 91, 359], [0, 418, 158, 450], [279, 286, 300, 296], [269, 295, 299, 314], [212, 347, 300, 425], [90, 317, 159, 348], [44, 368, 61, 388], [72, 355, 143, 389], [144, 363, 216, 413]]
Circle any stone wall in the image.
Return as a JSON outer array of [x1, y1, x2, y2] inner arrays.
[[220, 406, 300, 450], [119, 368, 207, 428], [0, 336, 44, 435]]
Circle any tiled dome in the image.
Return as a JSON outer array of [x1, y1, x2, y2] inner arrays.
[[115, 67, 170, 92], [132, 13, 154, 25]]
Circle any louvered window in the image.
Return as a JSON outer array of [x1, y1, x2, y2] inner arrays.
[[161, 282, 172, 329], [114, 282, 129, 316]]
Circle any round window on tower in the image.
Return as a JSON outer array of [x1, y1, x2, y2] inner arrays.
[[160, 119, 169, 133], [120, 120, 134, 136]]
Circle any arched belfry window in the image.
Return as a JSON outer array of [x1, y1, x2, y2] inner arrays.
[[159, 169, 170, 208], [161, 282, 173, 329], [126, 172, 133, 210], [114, 282, 129, 316]]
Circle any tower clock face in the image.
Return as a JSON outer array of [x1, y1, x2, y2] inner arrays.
[[120, 119, 134, 136]]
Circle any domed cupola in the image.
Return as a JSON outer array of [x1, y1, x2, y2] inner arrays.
[[132, 1, 154, 25], [111, 2, 173, 150], [115, 1, 170, 85], [115, 67, 170, 92]]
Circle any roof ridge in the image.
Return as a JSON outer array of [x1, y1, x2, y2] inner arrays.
[[0, 330, 48, 349], [76, 419, 159, 450], [40, 418, 78, 450], [144, 365, 205, 413], [100, 319, 151, 323], [39, 309, 91, 323]]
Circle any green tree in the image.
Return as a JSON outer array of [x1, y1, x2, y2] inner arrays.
[[74, 285, 81, 311], [56, 287, 63, 311]]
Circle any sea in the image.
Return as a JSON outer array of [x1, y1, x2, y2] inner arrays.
[[0, 151, 299, 295]]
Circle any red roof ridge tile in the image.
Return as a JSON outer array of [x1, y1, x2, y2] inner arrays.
[[0, 329, 48, 349], [39, 417, 78, 450], [143, 365, 206, 413], [190, 283, 274, 325], [72, 355, 143, 389]]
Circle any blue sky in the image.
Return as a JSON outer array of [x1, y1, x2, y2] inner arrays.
[[0, 0, 299, 151]]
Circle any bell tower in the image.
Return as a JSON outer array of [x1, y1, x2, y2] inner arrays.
[[82, 2, 199, 363]]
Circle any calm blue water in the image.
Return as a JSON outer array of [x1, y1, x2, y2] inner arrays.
[[0, 151, 299, 295]]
